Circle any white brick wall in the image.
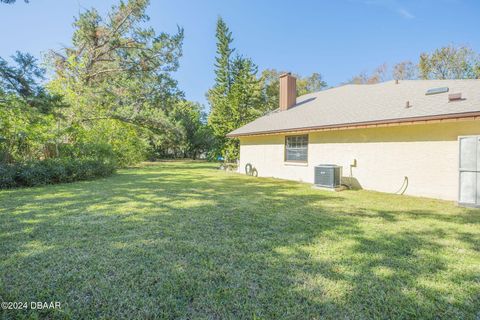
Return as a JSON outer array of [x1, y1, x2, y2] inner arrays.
[[239, 120, 480, 201]]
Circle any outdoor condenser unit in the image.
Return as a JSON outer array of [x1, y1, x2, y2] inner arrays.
[[314, 165, 342, 188]]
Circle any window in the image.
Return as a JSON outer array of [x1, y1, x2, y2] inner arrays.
[[285, 135, 308, 162]]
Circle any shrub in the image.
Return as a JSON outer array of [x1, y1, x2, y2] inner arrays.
[[0, 158, 115, 189], [59, 142, 117, 165], [0, 164, 16, 188]]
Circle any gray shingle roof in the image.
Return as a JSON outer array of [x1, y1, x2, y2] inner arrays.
[[227, 80, 480, 137]]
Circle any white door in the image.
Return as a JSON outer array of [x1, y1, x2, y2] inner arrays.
[[459, 136, 480, 207]]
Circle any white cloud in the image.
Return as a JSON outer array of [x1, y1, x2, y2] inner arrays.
[[353, 0, 416, 19], [397, 8, 415, 19]]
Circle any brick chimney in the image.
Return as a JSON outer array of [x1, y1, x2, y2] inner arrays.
[[279, 72, 296, 111]]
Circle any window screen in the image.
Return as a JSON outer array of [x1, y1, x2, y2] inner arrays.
[[285, 135, 308, 162]]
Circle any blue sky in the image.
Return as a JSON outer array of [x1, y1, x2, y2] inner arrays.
[[1, 0, 479, 106]]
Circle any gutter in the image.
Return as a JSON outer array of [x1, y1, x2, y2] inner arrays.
[[226, 111, 480, 138]]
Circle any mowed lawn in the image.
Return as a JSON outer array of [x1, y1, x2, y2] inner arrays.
[[1, 161, 479, 319]]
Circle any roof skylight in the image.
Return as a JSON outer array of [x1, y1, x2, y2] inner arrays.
[[426, 87, 449, 95]]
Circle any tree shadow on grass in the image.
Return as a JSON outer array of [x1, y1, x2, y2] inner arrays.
[[1, 161, 479, 319]]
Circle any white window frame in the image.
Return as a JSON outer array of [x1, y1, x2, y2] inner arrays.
[[285, 134, 308, 163]]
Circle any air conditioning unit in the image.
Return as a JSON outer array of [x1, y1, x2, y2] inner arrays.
[[314, 165, 342, 188]]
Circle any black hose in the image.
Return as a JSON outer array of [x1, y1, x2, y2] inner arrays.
[[394, 176, 409, 195], [245, 163, 253, 175]]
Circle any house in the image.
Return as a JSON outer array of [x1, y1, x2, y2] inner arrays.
[[227, 73, 480, 205]]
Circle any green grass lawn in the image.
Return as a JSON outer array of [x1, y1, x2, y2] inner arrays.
[[1, 161, 479, 319]]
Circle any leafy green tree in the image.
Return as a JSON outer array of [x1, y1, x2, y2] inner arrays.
[[48, 0, 184, 135], [221, 56, 264, 160], [299, 72, 328, 95], [230, 57, 264, 122], [66, 118, 148, 167], [419, 45, 480, 79], [0, 52, 66, 163], [0, 52, 64, 113], [0, 96, 56, 163], [347, 45, 480, 84], [148, 101, 213, 159], [45, 0, 187, 165], [171, 101, 214, 159]]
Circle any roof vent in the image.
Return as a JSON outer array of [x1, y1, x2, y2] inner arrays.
[[405, 101, 412, 108], [448, 92, 462, 101], [426, 87, 449, 95]]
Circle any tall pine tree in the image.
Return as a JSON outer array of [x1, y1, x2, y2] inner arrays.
[[207, 17, 235, 159], [223, 56, 263, 159], [207, 17, 264, 161], [213, 17, 234, 95]]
